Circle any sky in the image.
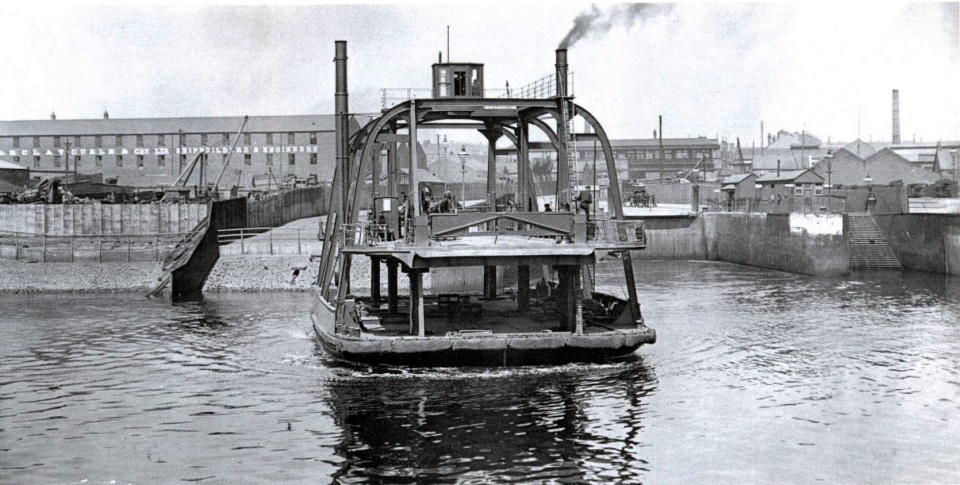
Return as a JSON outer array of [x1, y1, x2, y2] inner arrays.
[[1, 2, 958, 147]]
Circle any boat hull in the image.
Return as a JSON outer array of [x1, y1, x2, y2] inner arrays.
[[311, 293, 655, 367]]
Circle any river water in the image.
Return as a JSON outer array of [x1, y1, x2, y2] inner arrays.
[[2, 261, 959, 484]]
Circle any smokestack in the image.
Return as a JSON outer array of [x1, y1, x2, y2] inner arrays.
[[335, 40, 349, 213], [555, 49, 568, 98], [892, 89, 901, 145]]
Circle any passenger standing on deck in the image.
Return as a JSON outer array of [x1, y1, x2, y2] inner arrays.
[[577, 186, 593, 221], [438, 191, 454, 213]]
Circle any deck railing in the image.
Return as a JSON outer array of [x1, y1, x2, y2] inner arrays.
[[337, 212, 645, 249]]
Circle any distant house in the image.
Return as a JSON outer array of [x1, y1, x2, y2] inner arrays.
[[814, 147, 939, 187], [756, 169, 824, 198], [720, 172, 758, 201]]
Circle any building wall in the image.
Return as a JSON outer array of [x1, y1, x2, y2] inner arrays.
[[0, 117, 339, 188]]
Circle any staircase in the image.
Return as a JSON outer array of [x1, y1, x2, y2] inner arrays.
[[847, 213, 901, 270]]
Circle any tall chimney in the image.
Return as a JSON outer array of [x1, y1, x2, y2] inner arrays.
[[555, 49, 568, 98], [335, 40, 349, 214], [892, 89, 901, 145]]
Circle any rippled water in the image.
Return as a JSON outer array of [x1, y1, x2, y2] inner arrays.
[[2, 261, 959, 484]]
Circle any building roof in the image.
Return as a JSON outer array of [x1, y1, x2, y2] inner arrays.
[[841, 139, 878, 158], [0, 178, 23, 193], [812, 147, 940, 186], [609, 137, 719, 150], [721, 173, 756, 185], [756, 169, 823, 183], [767, 132, 821, 150], [0, 159, 27, 170], [0, 114, 359, 136]]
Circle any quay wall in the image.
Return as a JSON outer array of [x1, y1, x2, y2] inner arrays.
[[703, 213, 848, 276], [633, 217, 707, 260], [875, 213, 960, 275], [0, 203, 208, 235]]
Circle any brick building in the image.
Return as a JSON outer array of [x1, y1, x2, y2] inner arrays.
[[0, 114, 366, 189]]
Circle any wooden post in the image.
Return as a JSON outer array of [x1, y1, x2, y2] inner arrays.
[[371, 256, 382, 304], [15, 231, 19, 261], [518, 264, 530, 311], [41, 233, 46, 263], [409, 269, 424, 337], [387, 260, 399, 314]]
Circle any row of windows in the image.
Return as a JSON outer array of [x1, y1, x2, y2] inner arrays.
[[6, 132, 322, 149], [11, 153, 320, 168], [612, 149, 714, 160]]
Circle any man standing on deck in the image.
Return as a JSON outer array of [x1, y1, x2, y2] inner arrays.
[[577, 186, 593, 221]]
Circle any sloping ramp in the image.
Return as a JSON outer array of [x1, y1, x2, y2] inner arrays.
[[147, 215, 220, 302]]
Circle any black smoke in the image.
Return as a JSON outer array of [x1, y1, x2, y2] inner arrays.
[[558, 3, 674, 49]]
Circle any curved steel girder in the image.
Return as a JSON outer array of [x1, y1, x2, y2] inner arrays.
[[350, 101, 414, 217]]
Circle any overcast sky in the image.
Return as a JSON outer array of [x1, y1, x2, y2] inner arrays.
[[1, 2, 957, 146]]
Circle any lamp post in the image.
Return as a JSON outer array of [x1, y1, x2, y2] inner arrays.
[[458, 145, 468, 203], [824, 151, 833, 213], [437, 134, 447, 191], [951, 149, 958, 182]]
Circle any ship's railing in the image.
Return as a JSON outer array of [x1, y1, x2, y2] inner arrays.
[[337, 213, 644, 249], [590, 219, 646, 247], [340, 223, 390, 248], [379, 73, 576, 109]]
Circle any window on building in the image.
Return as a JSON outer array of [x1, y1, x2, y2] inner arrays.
[[74, 155, 81, 168], [309, 132, 318, 144], [266, 133, 274, 145], [266, 153, 274, 165], [244, 133, 251, 145], [54, 136, 61, 148], [95, 136, 102, 148], [95, 155, 103, 167], [287, 133, 295, 144], [12, 137, 19, 148], [136, 134, 144, 146], [288, 153, 296, 165], [157, 134, 165, 147], [74, 136, 81, 147], [116, 155, 123, 167], [137, 155, 145, 167], [179, 133, 186, 146], [53, 155, 61, 167], [180, 154, 187, 168], [115, 135, 122, 146], [310, 153, 318, 165], [222, 133, 229, 144], [33, 156, 41, 167], [244, 154, 252, 165], [814, 185, 823, 196], [793, 186, 803, 196], [13, 156, 20, 164], [33, 136, 40, 148], [201, 134, 208, 146]]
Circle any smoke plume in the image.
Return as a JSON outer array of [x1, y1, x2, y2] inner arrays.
[[558, 3, 674, 49]]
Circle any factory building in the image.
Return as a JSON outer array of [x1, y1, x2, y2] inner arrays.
[[574, 137, 720, 182], [0, 114, 368, 189]]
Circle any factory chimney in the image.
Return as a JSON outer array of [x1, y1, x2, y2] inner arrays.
[[892, 89, 901, 145], [334, 40, 349, 214]]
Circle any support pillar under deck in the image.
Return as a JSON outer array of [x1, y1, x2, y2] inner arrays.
[[387, 260, 399, 314], [483, 265, 497, 300], [409, 269, 424, 337], [518, 265, 530, 312], [371, 256, 381, 303]]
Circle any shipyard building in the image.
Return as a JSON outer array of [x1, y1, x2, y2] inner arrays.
[[0, 115, 367, 190]]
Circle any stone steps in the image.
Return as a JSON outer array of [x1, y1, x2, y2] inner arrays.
[[848, 213, 902, 270]]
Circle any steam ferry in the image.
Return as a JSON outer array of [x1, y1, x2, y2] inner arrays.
[[311, 41, 655, 366]]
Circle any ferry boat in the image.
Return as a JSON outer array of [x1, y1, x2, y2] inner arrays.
[[311, 41, 655, 366]]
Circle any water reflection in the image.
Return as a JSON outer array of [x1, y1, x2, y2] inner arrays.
[[325, 363, 657, 484]]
